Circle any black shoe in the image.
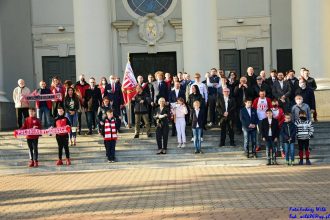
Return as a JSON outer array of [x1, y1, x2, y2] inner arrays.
[[78, 131, 81, 135], [147, 133, 152, 138], [299, 159, 304, 165], [157, 149, 162, 155], [306, 159, 312, 165], [219, 144, 224, 147], [195, 151, 199, 154], [134, 134, 139, 138], [246, 152, 250, 158], [161, 149, 167, 154], [266, 159, 271, 166]]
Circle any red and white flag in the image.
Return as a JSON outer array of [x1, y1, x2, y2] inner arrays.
[[122, 61, 137, 105]]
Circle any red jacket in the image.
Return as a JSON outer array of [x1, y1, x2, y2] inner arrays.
[[75, 82, 90, 99], [54, 115, 71, 136], [50, 84, 66, 102], [252, 97, 272, 110], [21, 117, 42, 139]]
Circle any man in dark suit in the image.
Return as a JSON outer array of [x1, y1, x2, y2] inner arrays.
[[240, 98, 259, 158], [272, 72, 292, 113], [169, 81, 186, 136], [154, 71, 169, 103], [104, 75, 124, 131], [216, 88, 236, 147], [84, 77, 102, 135], [265, 69, 277, 89], [286, 70, 300, 108]]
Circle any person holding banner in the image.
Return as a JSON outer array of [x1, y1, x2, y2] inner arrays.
[[35, 80, 53, 128], [50, 76, 66, 118], [13, 79, 31, 128], [54, 107, 71, 166], [64, 87, 79, 146], [21, 107, 42, 167]]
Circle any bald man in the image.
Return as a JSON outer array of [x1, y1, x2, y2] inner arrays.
[[13, 79, 31, 128], [216, 87, 237, 147]]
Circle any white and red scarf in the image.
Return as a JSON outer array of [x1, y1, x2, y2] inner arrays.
[[104, 118, 117, 141]]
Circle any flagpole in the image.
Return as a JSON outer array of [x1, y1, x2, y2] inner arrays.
[[127, 52, 132, 128]]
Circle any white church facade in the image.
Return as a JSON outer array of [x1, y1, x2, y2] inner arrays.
[[0, 0, 329, 129]]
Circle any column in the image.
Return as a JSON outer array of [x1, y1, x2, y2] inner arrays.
[[292, 0, 330, 90], [181, 0, 219, 77], [0, 24, 9, 102], [73, 0, 113, 81]]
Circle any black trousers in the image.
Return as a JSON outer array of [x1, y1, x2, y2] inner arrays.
[[298, 139, 310, 160], [16, 108, 29, 128], [171, 120, 176, 135], [207, 94, 217, 124], [56, 135, 70, 160], [220, 118, 235, 146], [156, 125, 169, 149], [104, 140, 116, 161], [27, 139, 39, 161], [78, 111, 88, 132]]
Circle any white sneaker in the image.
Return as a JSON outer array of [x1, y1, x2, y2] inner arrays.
[[181, 143, 186, 148], [201, 137, 204, 142], [177, 143, 182, 148], [208, 122, 213, 126], [191, 137, 194, 142]]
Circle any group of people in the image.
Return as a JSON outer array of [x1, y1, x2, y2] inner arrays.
[[13, 67, 316, 166]]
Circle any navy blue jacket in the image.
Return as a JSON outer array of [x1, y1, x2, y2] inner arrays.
[[191, 108, 205, 129], [156, 81, 169, 102], [280, 122, 296, 144], [169, 89, 186, 103], [240, 107, 259, 130]]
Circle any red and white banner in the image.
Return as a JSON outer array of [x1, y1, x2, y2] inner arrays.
[[14, 126, 71, 138], [122, 61, 138, 105], [22, 92, 62, 102]]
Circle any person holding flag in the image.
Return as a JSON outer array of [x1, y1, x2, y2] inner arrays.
[[121, 59, 138, 127]]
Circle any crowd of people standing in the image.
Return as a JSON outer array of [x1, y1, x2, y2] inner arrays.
[[13, 66, 316, 166]]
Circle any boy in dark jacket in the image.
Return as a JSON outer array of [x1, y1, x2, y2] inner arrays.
[[280, 113, 296, 166], [21, 108, 42, 167], [54, 107, 71, 166], [99, 109, 118, 163], [261, 109, 279, 165]]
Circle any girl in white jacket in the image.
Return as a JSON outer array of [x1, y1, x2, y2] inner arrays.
[[173, 97, 188, 148]]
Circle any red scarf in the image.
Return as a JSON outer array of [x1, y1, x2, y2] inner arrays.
[[104, 118, 117, 141]]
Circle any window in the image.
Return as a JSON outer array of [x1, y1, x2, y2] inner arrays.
[[127, 0, 173, 16]]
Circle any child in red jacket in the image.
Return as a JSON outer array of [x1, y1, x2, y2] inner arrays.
[[21, 108, 42, 167], [54, 107, 71, 166]]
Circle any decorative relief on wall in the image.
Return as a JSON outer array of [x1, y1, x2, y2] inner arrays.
[[138, 13, 164, 46]]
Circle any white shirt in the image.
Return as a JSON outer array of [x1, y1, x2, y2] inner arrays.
[[195, 109, 200, 128], [268, 118, 272, 136], [256, 98, 268, 120], [246, 107, 251, 117], [224, 96, 229, 112], [190, 82, 208, 102], [279, 80, 284, 89], [175, 89, 179, 98]]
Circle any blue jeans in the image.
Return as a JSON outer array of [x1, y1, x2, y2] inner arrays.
[[242, 128, 256, 153], [284, 143, 295, 162], [37, 106, 52, 128], [66, 112, 78, 139], [265, 138, 277, 160], [192, 128, 202, 152]]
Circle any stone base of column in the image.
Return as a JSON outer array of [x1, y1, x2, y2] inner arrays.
[[315, 89, 330, 119], [0, 102, 16, 131]]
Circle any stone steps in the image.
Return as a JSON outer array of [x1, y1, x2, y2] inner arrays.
[[0, 121, 329, 174]]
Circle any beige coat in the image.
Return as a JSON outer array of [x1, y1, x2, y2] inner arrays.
[[12, 86, 30, 108]]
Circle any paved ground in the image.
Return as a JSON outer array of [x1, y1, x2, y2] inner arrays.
[[1, 165, 329, 220]]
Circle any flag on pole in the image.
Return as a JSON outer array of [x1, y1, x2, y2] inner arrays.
[[122, 60, 138, 105]]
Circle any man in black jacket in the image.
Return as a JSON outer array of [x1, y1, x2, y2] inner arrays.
[[286, 70, 299, 108], [84, 77, 102, 135], [272, 72, 292, 113], [261, 109, 279, 165], [265, 69, 277, 89], [216, 88, 236, 147], [253, 76, 272, 99], [133, 85, 151, 138]]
